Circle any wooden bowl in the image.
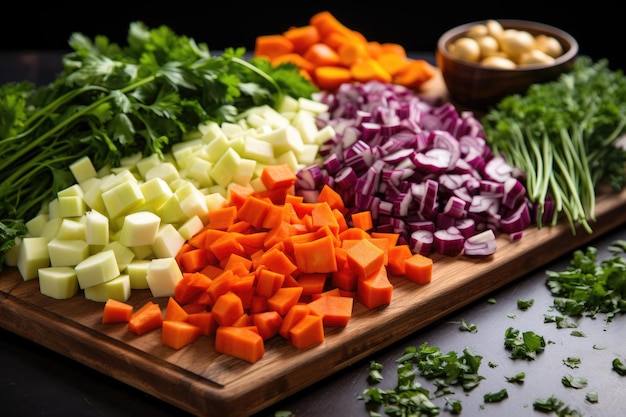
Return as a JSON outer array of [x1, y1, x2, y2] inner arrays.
[[436, 19, 578, 112]]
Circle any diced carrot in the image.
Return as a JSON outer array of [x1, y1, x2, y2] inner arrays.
[[227, 183, 256, 209], [297, 273, 328, 295], [370, 231, 400, 247], [230, 273, 256, 293], [282, 25, 321, 54], [102, 298, 133, 324], [235, 231, 268, 256], [178, 248, 210, 273], [232, 312, 253, 327], [227, 220, 253, 234], [376, 51, 409, 77], [164, 296, 189, 322], [237, 196, 271, 230], [252, 310, 284, 340], [292, 234, 338, 274], [211, 291, 244, 326], [181, 303, 207, 314], [250, 295, 268, 314], [207, 269, 236, 303], [199, 264, 223, 279], [162, 320, 201, 350], [279, 303, 310, 339], [380, 42, 407, 58], [128, 301, 163, 335], [350, 58, 393, 84], [357, 265, 393, 309], [404, 253, 434, 284], [386, 244, 413, 276], [394, 59, 437, 89], [310, 202, 340, 234], [365, 41, 383, 58], [307, 294, 353, 327], [234, 286, 255, 311], [337, 42, 370, 67], [208, 232, 246, 262], [351, 210, 373, 231], [258, 246, 298, 277], [255, 268, 285, 298], [339, 227, 371, 241], [222, 253, 252, 274], [313, 66, 352, 91], [345, 238, 385, 280], [260, 163, 297, 190], [331, 264, 358, 292], [254, 34, 294, 59], [215, 326, 265, 363], [185, 311, 217, 336], [288, 314, 324, 349], [267, 286, 304, 316], [317, 184, 347, 213], [206, 205, 238, 230], [309, 10, 357, 41], [263, 221, 299, 250]]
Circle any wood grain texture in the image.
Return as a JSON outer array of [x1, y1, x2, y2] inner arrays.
[[2, 187, 626, 417]]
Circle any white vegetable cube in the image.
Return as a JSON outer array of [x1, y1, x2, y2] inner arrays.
[[178, 215, 205, 240], [80, 177, 106, 213], [314, 124, 336, 145], [156, 194, 188, 225], [26, 213, 49, 237], [210, 147, 241, 188], [58, 195, 86, 218], [17, 237, 50, 280], [70, 156, 98, 184], [38, 266, 79, 300], [74, 249, 120, 289], [232, 158, 256, 186], [202, 132, 230, 163], [256, 125, 304, 155], [85, 210, 109, 246], [84, 274, 131, 302], [242, 136, 275, 165], [146, 257, 183, 297], [40, 217, 62, 242], [277, 95, 300, 113], [139, 177, 173, 210], [220, 122, 245, 138], [293, 110, 320, 144], [4, 236, 22, 267], [135, 153, 162, 180], [275, 150, 300, 173], [205, 192, 228, 211], [99, 169, 138, 193], [57, 184, 85, 198], [228, 136, 245, 155], [47, 238, 89, 267], [151, 224, 185, 259], [185, 156, 214, 188], [125, 259, 151, 289], [144, 162, 180, 184], [101, 180, 144, 219], [118, 211, 161, 247], [294, 143, 320, 166], [55, 218, 86, 240], [47, 198, 60, 219], [102, 241, 136, 270], [130, 245, 154, 260], [299, 96, 329, 113]]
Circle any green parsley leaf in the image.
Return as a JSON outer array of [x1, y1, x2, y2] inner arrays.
[[505, 372, 525, 383], [484, 388, 508, 403], [612, 358, 626, 376]]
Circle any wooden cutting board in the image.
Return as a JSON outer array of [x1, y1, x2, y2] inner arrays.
[[2, 186, 626, 417]]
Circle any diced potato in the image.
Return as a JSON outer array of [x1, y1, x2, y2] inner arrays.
[[47, 238, 89, 267], [84, 274, 131, 302], [17, 237, 50, 280], [74, 250, 120, 289], [146, 257, 183, 297], [118, 211, 161, 247], [38, 266, 79, 299]]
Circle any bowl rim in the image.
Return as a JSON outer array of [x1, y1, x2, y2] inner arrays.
[[437, 19, 579, 72]]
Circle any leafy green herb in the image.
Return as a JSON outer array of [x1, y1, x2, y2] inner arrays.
[[0, 21, 317, 266], [562, 374, 588, 389], [505, 372, 525, 383], [444, 396, 462, 414], [459, 318, 477, 332], [612, 358, 626, 376], [586, 391, 599, 403], [504, 327, 546, 360], [482, 57, 626, 235], [517, 298, 534, 310], [533, 395, 564, 412], [488, 361, 498, 368], [484, 388, 508, 403], [507, 313, 517, 319], [545, 244, 626, 322], [563, 357, 581, 369], [368, 361, 384, 383], [570, 330, 586, 337], [487, 298, 496, 304]]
